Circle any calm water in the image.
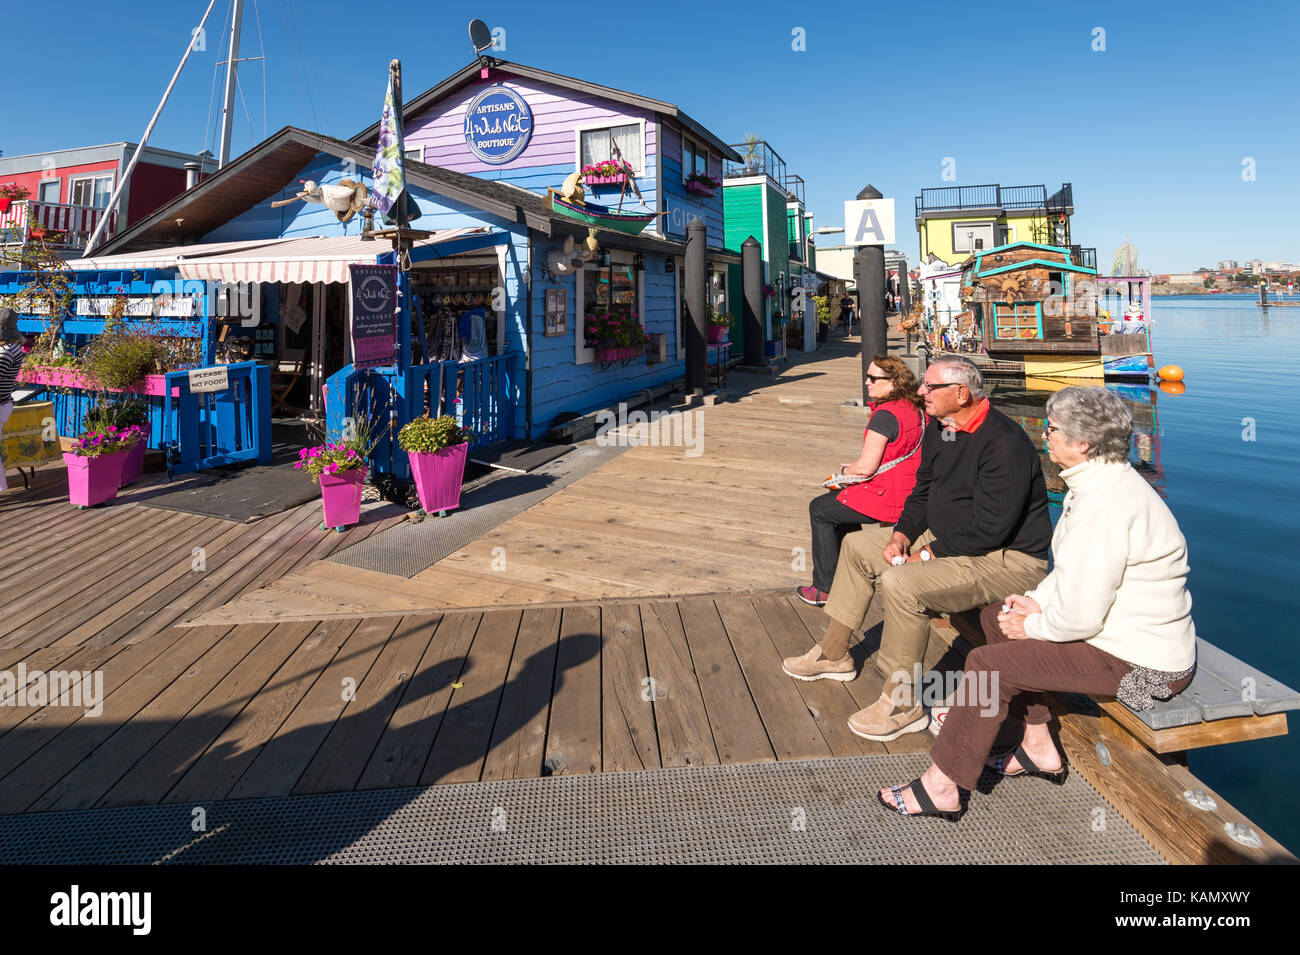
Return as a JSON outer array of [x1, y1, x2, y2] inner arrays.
[[987, 294, 1300, 855]]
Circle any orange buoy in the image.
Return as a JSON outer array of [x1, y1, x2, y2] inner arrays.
[[1157, 364, 1184, 382], [1159, 380, 1186, 396]]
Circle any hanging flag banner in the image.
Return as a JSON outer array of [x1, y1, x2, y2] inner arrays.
[[371, 62, 421, 225], [350, 264, 398, 369]]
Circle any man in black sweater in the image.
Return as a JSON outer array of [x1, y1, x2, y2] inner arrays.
[[782, 355, 1051, 741]]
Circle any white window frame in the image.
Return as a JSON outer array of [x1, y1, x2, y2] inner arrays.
[[952, 221, 996, 254], [403, 145, 425, 164], [575, 255, 644, 366], [37, 179, 61, 203], [573, 118, 647, 177], [68, 173, 115, 209], [681, 133, 712, 183]]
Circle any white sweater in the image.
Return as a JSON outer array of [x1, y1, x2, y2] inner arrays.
[[1023, 458, 1196, 671]]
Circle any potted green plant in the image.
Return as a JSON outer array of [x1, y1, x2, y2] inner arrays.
[[397, 414, 469, 516], [84, 397, 151, 485], [741, 135, 762, 175], [706, 303, 731, 344], [295, 425, 374, 531], [63, 426, 140, 507]]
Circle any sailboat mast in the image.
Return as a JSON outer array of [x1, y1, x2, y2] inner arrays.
[[218, 0, 245, 168]]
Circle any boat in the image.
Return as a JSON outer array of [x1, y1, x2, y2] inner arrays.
[[546, 189, 661, 235], [925, 242, 1154, 381]]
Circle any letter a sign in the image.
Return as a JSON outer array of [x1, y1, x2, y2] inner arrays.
[[844, 198, 895, 246]]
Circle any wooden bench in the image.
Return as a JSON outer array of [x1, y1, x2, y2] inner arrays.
[[946, 612, 1299, 755]]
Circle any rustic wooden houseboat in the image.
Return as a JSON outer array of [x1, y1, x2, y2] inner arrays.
[[952, 241, 1152, 380]]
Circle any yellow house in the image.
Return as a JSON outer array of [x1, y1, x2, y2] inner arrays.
[[915, 182, 1094, 271]]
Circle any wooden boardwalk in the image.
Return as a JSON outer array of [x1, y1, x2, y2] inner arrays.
[[191, 337, 884, 624], [0, 594, 956, 815]]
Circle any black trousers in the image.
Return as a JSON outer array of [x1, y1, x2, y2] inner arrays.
[[808, 490, 880, 592]]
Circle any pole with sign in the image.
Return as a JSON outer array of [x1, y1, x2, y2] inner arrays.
[[846, 186, 893, 404]]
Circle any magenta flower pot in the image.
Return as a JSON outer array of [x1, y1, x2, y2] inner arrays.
[[119, 439, 147, 486], [707, 326, 728, 344], [409, 443, 469, 514], [318, 466, 366, 530], [64, 450, 126, 507]]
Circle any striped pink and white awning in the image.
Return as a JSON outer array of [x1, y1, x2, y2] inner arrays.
[[175, 229, 490, 284]]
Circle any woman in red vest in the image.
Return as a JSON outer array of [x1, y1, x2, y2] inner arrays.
[[797, 355, 928, 606]]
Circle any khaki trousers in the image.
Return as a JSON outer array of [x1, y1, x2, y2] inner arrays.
[[823, 523, 1048, 683]]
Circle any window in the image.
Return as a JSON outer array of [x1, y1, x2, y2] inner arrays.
[[683, 135, 710, 180], [578, 123, 643, 174], [953, 221, 995, 254], [403, 146, 424, 164], [69, 175, 114, 209], [38, 180, 60, 203], [993, 302, 1042, 340], [577, 260, 642, 364]]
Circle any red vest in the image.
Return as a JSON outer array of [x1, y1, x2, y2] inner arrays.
[[837, 398, 927, 522]]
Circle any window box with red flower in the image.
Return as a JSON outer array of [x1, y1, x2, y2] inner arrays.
[[582, 160, 634, 186], [685, 173, 720, 197]]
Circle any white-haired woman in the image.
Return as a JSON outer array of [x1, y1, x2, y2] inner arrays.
[[878, 386, 1196, 820]]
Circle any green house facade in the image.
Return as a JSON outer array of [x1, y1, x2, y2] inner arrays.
[[722, 140, 794, 356]]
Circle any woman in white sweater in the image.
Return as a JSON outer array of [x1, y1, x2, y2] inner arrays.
[[878, 386, 1197, 820]]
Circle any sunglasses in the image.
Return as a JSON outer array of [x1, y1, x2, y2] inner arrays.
[[918, 380, 958, 391], [866, 374, 893, 382]]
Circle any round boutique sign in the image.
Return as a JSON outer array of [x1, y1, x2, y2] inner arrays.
[[463, 85, 533, 165]]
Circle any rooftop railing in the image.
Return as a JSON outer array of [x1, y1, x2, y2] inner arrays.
[[784, 174, 805, 207], [724, 140, 787, 185], [915, 183, 1075, 217], [0, 199, 118, 251]]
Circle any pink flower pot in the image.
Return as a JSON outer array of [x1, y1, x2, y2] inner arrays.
[[64, 450, 127, 507], [596, 345, 642, 363], [685, 180, 716, 197], [584, 174, 627, 185], [707, 326, 728, 344], [318, 466, 367, 530], [409, 443, 469, 514], [119, 439, 147, 486]]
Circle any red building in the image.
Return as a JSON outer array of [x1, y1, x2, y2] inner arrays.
[[0, 142, 216, 257]]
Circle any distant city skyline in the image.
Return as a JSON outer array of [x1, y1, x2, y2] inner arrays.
[[2, 0, 1297, 270]]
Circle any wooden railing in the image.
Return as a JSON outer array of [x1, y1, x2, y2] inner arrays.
[[0, 199, 118, 250]]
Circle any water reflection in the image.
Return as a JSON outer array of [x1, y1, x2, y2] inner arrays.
[[987, 378, 1166, 512]]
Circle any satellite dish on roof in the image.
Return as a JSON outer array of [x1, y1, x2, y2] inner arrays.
[[468, 19, 493, 56]]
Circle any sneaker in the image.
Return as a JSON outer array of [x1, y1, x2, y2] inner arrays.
[[782, 644, 856, 682], [796, 585, 829, 607], [928, 707, 949, 737], [848, 686, 930, 741]]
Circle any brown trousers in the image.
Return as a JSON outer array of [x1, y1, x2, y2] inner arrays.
[[928, 603, 1194, 791]]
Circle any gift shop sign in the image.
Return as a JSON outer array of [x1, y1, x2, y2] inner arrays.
[[349, 264, 398, 369], [463, 86, 533, 165]]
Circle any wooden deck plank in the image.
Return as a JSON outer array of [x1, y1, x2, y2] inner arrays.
[[714, 595, 832, 761], [753, 595, 885, 757], [29, 627, 286, 813], [420, 609, 523, 785], [480, 606, 562, 782], [676, 598, 776, 765], [102, 622, 315, 807], [237, 616, 406, 799], [640, 600, 720, 768], [600, 603, 659, 772], [543, 605, 603, 777], [354, 613, 479, 791], [0, 625, 240, 814], [165, 619, 359, 803], [292, 614, 442, 795]]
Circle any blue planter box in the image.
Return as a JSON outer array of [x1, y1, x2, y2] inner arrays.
[[764, 339, 786, 359]]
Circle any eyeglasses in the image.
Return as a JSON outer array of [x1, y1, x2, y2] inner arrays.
[[918, 380, 958, 392], [866, 374, 893, 383], [1042, 424, 1061, 439]]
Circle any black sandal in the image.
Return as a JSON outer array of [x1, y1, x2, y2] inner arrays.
[[988, 744, 1068, 785], [877, 776, 965, 822]]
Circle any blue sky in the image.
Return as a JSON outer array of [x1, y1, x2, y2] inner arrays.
[[5, 0, 1296, 270]]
